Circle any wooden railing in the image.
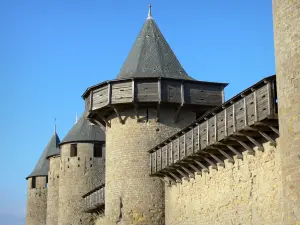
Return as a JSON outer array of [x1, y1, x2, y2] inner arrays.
[[149, 75, 278, 184], [83, 185, 105, 214]]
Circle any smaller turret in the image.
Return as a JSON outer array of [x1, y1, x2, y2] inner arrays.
[[26, 129, 60, 225], [46, 124, 61, 225], [57, 111, 105, 225]]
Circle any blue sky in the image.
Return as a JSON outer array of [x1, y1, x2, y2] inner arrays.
[[0, 0, 274, 224]]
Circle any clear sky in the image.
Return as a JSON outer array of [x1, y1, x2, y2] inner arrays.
[[0, 0, 275, 224]]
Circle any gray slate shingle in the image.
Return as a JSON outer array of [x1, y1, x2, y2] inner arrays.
[[117, 16, 194, 80]]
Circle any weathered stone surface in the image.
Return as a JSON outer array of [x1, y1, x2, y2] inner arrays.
[[165, 142, 282, 225], [273, 0, 300, 224], [46, 156, 60, 225], [58, 143, 105, 225], [96, 107, 196, 225], [26, 176, 47, 225]]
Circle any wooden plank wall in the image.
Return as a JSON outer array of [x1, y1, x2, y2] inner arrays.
[[150, 82, 275, 174], [111, 81, 132, 104]]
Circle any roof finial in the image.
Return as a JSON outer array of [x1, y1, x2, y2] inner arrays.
[[147, 4, 152, 19], [75, 113, 78, 124], [54, 118, 56, 134]]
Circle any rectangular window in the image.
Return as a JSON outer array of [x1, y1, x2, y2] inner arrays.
[[31, 177, 36, 189], [93, 143, 102, 158], [70, 144, 77, 157]]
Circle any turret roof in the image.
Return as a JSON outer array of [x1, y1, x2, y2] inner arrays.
[[116, 5, 193, 80], [26, 132, 60, 179], [60, 112, 105, 145]]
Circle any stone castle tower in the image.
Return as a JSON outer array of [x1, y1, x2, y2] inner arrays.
[[26, 128, 60, 225], [83, 7, 227, 224], [272, 0, 300, 224], [46, 126, 61, 225], [57, 112, 105, 225], [25, 2, 300, 225]]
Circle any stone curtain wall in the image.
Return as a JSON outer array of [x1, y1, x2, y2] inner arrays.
[[58, 143, 105, 225], [46, 156, 60, 225], [26, 176, 47, 225], [98, 107, 196, 225], [273, 0, 300, 223], [165, 141, 282, 225]]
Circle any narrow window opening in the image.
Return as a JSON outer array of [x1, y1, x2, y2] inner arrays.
[[70, 144, 77, 157], [31, 177, 36, 189], [94, 144, 103, 158]]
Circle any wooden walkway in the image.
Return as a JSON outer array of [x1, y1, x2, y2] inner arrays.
[[149, 75, 279, 185], [82, 184, 105, 214]]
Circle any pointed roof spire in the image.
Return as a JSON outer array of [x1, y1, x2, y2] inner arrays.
[[60, 111, 105, 145], [26, 131, 60, 179], [147, 4, 152, 19], [116, 5, 194, 80]]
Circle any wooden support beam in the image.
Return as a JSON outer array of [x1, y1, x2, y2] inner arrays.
[[156, 103, 160, 122], [269, 126, 279, 135], [169, 172, 182, 183], [96, 114, 111, 128], [233, 138, 255, 154], [183, 133, 186, 158], [175, 168, 190, 180], [188, 164, 202, 175], [227, 145, 243, 159], [197, 125, 201, 151], [111, 106, 124, 124], [173, 103, 183, 123], [177, 138, 180, 162], [246, 136, 264, 150], [133, 103, 140, 122], [179, 165, 195, 178], [164, 174, 177, 184], [218, 149, 234, 163], [209, 153, 225, 167], [166, 146, 169, 167], [258, 131, 277, 146], [170, 141, 173, 164], [194, 160, 209, 172], [204, 157, 218, 169]]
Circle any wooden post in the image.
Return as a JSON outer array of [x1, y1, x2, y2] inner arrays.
[[89, 90, 93, 111], [183, 133, 186, 157], [253, 90, 258, 121], [224, 108, 228, 136], [198, 125, 201, 151], [232, 103, 236, 132], [132, 79, 135, 102], [107, 82, 112, 105], [244, 97, 248, 126], [214, 115, 217, 141]]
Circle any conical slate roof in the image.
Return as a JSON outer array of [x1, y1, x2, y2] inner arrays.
[[26, 132, 60, 179], [60, 112, 105, 145], [117, 7, 193, 80]]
